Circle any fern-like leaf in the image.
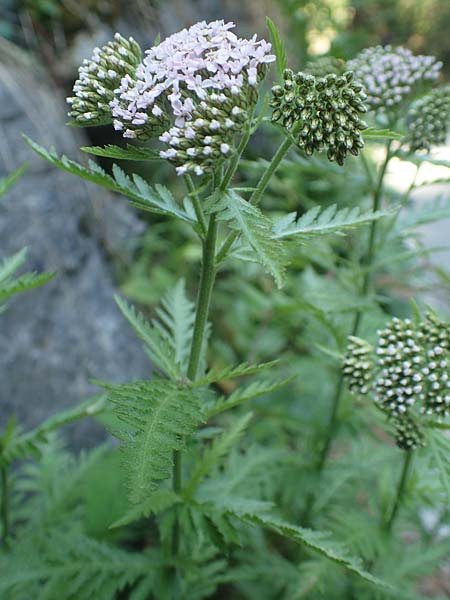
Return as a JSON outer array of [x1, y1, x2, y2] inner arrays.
[[2, 395, 108, 464], [209, 376, 293, 417], [25, 137, 194, 223], [208, 190, 287, 288], [110, 489, 180, 528], [185, 413, 253, 498], [97, 379, 205, 503], [0, 164, 27, 198], [274, 204, 387, 241], [115, 279, 196, 379], [266, 18, 287, 80], [0, 271, 55, 302], [214, 500, 391, 590], [193, 360, 280, 387], [81, 144, 162, 161], [0, 528, 155, 600]]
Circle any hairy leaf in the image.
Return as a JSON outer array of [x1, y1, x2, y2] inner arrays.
[[266, 18, 287, 80], [185, 413, 253, 497], [274, 204, 386, 241], [98, 379, 205, 503], [208, 190, 287, 287], [25, 137, 194, 223], [81, 144, 162, 161], [0, 164, 27, 198]]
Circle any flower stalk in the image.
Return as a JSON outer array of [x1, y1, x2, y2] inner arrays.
[[383, 450, 414, 533]]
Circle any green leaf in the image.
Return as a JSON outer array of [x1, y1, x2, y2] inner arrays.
[[0, 164, 27, 198], [208, 376, 293, 417], [110, 489, 180, 528], [219, 503, 392, 590], [428, 430, 450, 503], [97, 379, 205, 503], [24, 137, 194, 223], [185, 413, 253, 498], [274, 204, 387, 241], [115, 280, 196, 380], [399, 196, 450, 232], [363, 128, 403, 141], [266, 18, 287, 80], [193, 360, 280, 387], [154, 279, 195, 375], [2, 395, 108, 464], [209, 190, 287, 287], [0, 528, 155, 599], [0, 248, 27, 283], [81, 144, 163, 161], [0, 271, 55, 302]]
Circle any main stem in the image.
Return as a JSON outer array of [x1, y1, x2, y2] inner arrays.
[[1, 465, 10, 549], [383, 451, 413, 534], [317, 142, 393, 472], [171, 213, 218, 557]]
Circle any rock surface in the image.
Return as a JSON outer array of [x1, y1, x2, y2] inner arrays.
[[0, 43, 150, 448]]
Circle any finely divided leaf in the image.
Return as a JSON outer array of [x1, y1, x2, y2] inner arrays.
[[274, 204, 386, 241], [81, 144, 162, 161], [216, 501, 391, 590], [0, 164, 27, 198], [98, 379, 205, 503], [185, 413, 253, 497], [0, 271, 55, 302], [110, 490, 180, 528], [266, 18, 287, 80], [428, 430, 450, 503], [209, 190, 287, 287], [114, 295, 179, 379], [25, 137, 194, 223], [193, 360, 280, 387]]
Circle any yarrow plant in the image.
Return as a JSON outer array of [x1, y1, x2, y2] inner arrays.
[[2, 17, 450, 600]]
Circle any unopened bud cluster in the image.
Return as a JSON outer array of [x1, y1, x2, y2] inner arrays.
[[347, 45, 442, 115], [67, 34, 142, 126], [342, 337, 374, 395], [343, 313, 450, 450], [271, 70, 367, 165], [406, 85, 450, 152], [394, 414, 425, 451]]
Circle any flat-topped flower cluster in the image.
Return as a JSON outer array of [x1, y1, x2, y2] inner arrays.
[[347, 45, 442, 114], [343, 313, 450, 450], [69, 20, 274, 176]]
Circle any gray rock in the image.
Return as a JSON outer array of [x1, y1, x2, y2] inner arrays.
[[0, 42, 150, 448]]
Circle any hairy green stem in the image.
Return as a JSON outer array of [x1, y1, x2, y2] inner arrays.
[[383, 451, 413, 533], [171, 212, 218, 557], [1, 465, 10, 549], [185, 174, 207, 236]]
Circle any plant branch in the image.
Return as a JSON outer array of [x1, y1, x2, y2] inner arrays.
[[1, 465, 10, 549], [185, 174, 207, 236], [383, 450, 413, 534], [171, 211, 218, 557]]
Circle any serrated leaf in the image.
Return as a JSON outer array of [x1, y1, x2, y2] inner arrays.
[[81, 144, 162, 161], [193, 360, 279, 387], [209, 190, 287, 287], [2, 395, 108, 464], [266, 18, 286, 80], [98, 379, 205, 503], [0, 164, 27, 198], [218, 503, 392, 590], [24, 137, 194, 223], [208, 376, 293, 417], [110, 490, 180, 528], [185, 413, 253, 498], [274, 204, 387, 241], [0, 247, 27, 283], [0, 271, 55, 301], [363, 128, 403, 141]]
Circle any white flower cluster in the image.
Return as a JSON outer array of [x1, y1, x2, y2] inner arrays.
[[67, 34, 142, 126], [347, 45, 442, 114], [111, 20, 275, 175]]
